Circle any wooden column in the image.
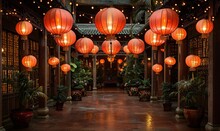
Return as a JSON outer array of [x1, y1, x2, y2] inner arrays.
[[150, 47, 158, 102], [0, 0, 5, 130], [65, 50, 72, 101], [93, 55, 97, 90], [36, 29, 49, 118], [54, 45, 60, 96], [175, 41, 187, 119], [157, 49, 164, 97], [144, 50, 148, 79], [206, 1, 220, 129], [164, 43, 170, 83]]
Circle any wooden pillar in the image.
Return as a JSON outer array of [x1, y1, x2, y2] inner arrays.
[[36, 29, 49, 118], [54, 45, 60, 96], [175, 41, 187, 119], [0, 0, 5, 130], [150, 47, 158, 102], [164, 42, 170, 83], [157, 49, 164, 97], [144, 50, 148, 79], [93, 55, 97, 90], [65, 50, 72, 101], [206, 1, 220, 130]]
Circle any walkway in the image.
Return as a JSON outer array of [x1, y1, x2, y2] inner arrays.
[[10, 88, 205, 131]]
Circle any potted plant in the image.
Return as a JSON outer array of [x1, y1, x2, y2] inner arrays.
[[10, 71, 46, 128], [161, 82, 176, 111], [138, 79, 151, 101], [175, 77, 206, 127], [53, 85, 68, 111]]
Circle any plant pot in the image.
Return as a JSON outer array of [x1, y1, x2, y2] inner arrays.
[[183, 108, 203, 127], [71, 90, 82, 101], [130, 87, 139, 96], [10, 109, 33, 128], [56, 102, 64, 111], [163, 102, 172, 111], [139, 90, 150, 102]]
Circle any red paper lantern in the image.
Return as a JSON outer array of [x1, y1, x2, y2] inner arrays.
[[15, 21, 33, 40], [196, 19, 213, 38], [75, 37, 94, 57], [22, 55, 37, 71], [48, 57, 60, 68], [44, 8, 74, 35], [107, 56, 115, 63], [171, 28, 187, 44], [185, 55, 201, 71], [152, 64, 163, 74], [144, 29, 165, 48], [123, 45, 131, 54], [164, 57, 176, 68], [61, 64, 71, 74], [149, 8, 179, 35], [100, 59, 105, 64], [91, 45, 99, 54], [127, 38, 145, 57], [95, 7, 126, 37], [102, 40, 121, 55], [54, 30, 76, 51], [117, 59, 123, 64]]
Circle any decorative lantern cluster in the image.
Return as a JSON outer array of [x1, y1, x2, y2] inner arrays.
[[152, 64, 163, 74], [127, 38, 145, 58], [102, 40, 121, 55], [54, 30, 76, 51], [75, 37, 94, 57]]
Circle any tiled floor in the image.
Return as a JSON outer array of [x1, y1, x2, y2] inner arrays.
[[9, 88, 205, 131]]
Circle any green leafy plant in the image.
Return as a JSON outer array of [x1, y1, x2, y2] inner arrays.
[[12, 71, 46, 110], [53, 85, 68, 103], [161, 82, 176, 102], [174, 77, 206, 109], [138, 79, 151, 90]]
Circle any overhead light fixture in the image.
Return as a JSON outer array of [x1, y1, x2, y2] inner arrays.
[[91, 6, 94, 9]]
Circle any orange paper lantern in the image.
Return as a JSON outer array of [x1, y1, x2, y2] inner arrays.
[[149, 8, 179, 35], [185, 55, 201, 71], [117, 59, 123, 64], [61, 64, 71, 74], [152, 64, 163, 74], [123, 45, 131, 54], [54, 30, 76, 51], [196, 19, 213, 38], [127, 38, 145, 57], [107, 56, 115, 63], [75, 37, 94, 57], [100, 59, 105, 64], [164, 57, 176, 68], [144, 29, 165, 48], [95, 7, 126, 37], [91, 45, 99, 54], [48, 57, 60, 68], [22, 55, 37, 71], [15, 21, 33, 40], [44, 8, 74, 35], [171, 28, 187, 44], [102, 40, 121, 55]]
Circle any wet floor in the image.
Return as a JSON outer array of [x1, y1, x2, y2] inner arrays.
[[10, 88, 205, 131]]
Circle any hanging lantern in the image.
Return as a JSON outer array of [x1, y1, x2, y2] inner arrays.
[[144, 29, 165, 49], [149, 8, 179, 36], [196, 19, 214, 38], [185, 55, 201, 71], [107, 56, 115, 63], [164, 57, 176, 68], [123, 45, 131, 54], [54, 30, 76, 51], [102, 40, 121, 55], [15, 21, 33, 40], [95, 7, 126, 39], [152, 64, 163, 74], [61, 64, 71, 74], [100, 59, 105, 64], [171, 28, 187, 44], [127, 38, 145, 58], [160, 48, 165, 52], [48, 57, 60, 68], [22, 55, 37, 71], [44, 8, 74, 35], [91, 45, 99, 54], [75, 37, 94, 57], [117, 59, 123, 64]]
